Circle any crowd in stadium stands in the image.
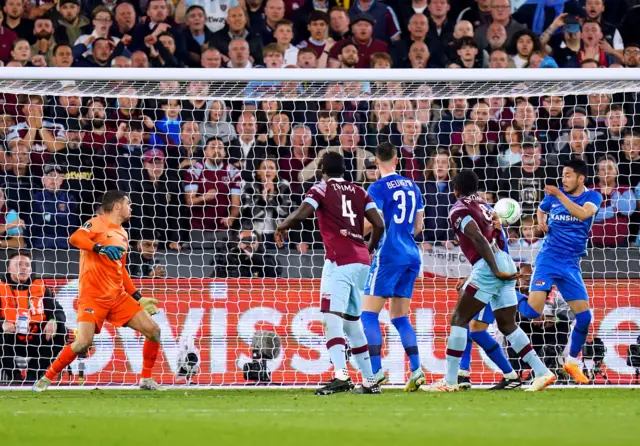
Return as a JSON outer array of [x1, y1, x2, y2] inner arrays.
[[0, 0, 637, 279]]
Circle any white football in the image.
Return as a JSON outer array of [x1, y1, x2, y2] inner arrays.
[[494, 198, 522, 225]]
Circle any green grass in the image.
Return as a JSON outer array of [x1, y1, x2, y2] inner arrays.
[[1, 389, 638, 445]]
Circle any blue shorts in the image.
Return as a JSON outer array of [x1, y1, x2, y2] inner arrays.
[[320, 260, 369, 317], [463, 251, 518, 311], [530, 250, 588, 301], [364, 261, 421, 298], [474, 303, 495, 324]]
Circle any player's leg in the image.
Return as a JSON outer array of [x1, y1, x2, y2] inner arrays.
[[119, 298, 166, 390], [344, 264, 380, 394], [34, 321, 96, 392], [361, 259, 396, 381], [519, 254, 554, 318], [557, 264, 592, 384], [316, 261, 355, 395], [469, 307, 520, 390], [493, 294, 555, 392]]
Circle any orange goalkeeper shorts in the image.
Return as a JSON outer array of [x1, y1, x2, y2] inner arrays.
[[77, 292, 144, 334]]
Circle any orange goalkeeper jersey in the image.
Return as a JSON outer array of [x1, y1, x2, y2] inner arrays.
[[70, 215, 130, 301]]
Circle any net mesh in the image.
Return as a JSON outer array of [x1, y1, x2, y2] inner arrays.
[[0, 77, 639, 387]]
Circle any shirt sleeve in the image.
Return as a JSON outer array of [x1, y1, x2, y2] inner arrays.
[[303, 184, 325, 210], [415, 183, 425, 212], [539, 193, 553, 213], [385, 7, 401, 40], [586, 190, 603, 211], [364, 192, 377, 212], [450, 207, 472, 233], [367, 183, 384, 212]]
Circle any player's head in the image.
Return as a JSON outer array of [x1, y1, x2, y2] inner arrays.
[[375, 142, 398, 169], [562, 158, 588, 193], [320, 151, 345, 178], [452, 170, 479, 198], [101, 190, 131, 223]]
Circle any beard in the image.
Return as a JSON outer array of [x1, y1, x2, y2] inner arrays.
[[91, 118, 105, 129], [342, 58, 357, 68], [35, 31, 53, 40]]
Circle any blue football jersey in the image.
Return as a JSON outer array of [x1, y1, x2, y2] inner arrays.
[[368, 173, 423, 266], [538, 187, 603, 258]]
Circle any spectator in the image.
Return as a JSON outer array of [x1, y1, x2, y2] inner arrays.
[[74, 6, 120, 57], [31, 165, 80, 250], [315, 111, 340, 148], [227, 37, 252, 68], [508, 215, 543, 261], [552, 128, 597, 182], [468, 101, 498, 145], [265, 111, 291, 155], [55, 0, 90, 46], [569, 19, 616, 68], [128, 235, 166, 278], [130, 0, 186, 63], [31, 17, 57, 66], [280, 124, 314, 194], [50, 43, 73, 67], [498, 123, 523, 169], [80, 97, 116, 157], [347, 0, 401, 43], [209, 6, 263, 65], [168, 120, 203, 174], [363, 100, 392, 151], [73, 36, 127, 67], [0, 187, 23, 249], [111, 55, 130, 67], [9, 39, 33, 66], [454, 120, 498, 193], [227, 111, 269, 182], [181, 5, 214, 67], [616, 130, 640, 188], [327, 13, 388, 69], [296, 11, 331, 59], [438, 97, 468, 147], [241, 158, 292, 244], [52, 120, 107, 219], [155, 99, 182, 146], [296, 47, 317, 68], [587, 93, 611, 130], [175, 0, 239, 34], [541, 13, 581, 68], [474, 0, 526, 51], [592, 157, 636, 247], [245, 0, 266, 32], [485, 22, 507, 52], [457, 0, 492, 29], [362, 156, 378, 190], [200, 47, 222, 68], [623, 42, 640, 68], [0, 250, 66, 383], [392, 13, 447, 68], [393, 117, 430, 183], [426, 0, 454, 44], [488, 47, 511, 68], [215, 229, 279, 278], [3, 0, 34, 45], [537, 95, 565, 148], [110, 2, 137, 38], [499, 134, 556, 215], [201, 100, 237, 144], [506, 29, 542, 68], [336, 41, 359, 68], [584, 0, 624, 53], [512, 99, 542, 144], [421, 148, 456, 250], [455, 36, 483, 68], [184, 137, 242, 248], [274, 19, 297, 65], [258, 0, 286, 45], [148, 31, 186, 68], [594, 105, 628, 156], [302, 122, 371, 185]]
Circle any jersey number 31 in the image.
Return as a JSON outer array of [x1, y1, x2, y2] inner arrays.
[[393, 190, 416, 224]]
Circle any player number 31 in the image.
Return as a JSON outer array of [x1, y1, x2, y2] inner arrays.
[[393, 190, 416, 224]]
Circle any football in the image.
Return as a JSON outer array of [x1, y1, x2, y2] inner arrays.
[[494, 198, 522, 225]]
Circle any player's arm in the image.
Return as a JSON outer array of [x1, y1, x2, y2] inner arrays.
[[414, 210, 424, 236], [123, 256, 159, 315], [463, 219, 517, 281], [365, 207, 384, 254], [69, 224, 125, 261], [274, 202, 315, 248], [536, 207, 549, 232], [543, 185, 598, 221]]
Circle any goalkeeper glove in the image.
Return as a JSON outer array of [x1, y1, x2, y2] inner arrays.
[[93, 244, 126, 261], [132, 291, 159, 315]]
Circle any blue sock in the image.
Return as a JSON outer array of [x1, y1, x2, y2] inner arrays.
[[362, 311, 382, 373], [518, 294, 542, 319], [391, 316, 421, 372], [470, 330, 514, 375], [570, 310, 592, 358], [460, 327, 472, 371], [445, 326, 468, 385]]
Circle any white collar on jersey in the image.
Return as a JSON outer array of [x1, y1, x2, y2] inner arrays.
[[381, 171, 397, 178]]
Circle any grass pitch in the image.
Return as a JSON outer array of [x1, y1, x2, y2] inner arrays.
[[1, 389, 638, 446]]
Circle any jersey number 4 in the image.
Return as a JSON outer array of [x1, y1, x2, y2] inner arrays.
[[342, 195, 357, 227], [393, 190, 416, 224]]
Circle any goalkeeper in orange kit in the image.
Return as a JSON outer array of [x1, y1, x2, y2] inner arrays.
[[33, 191, 165, 391]]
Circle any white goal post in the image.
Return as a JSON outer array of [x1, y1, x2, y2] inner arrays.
[[0, 67, 638, 389]]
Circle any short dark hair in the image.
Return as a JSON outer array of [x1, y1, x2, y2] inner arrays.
[[185, 4, 206, 16], [320, 151, 345, 178], [376, 142, 397, 162], [456, 36, 478, 50], [340, 42, 358, 54], [53, 44, 72, 56], [308, 10, 330, 24], [101, 190, 129, 212], [7, 249, 32, 263], [564, 158, 588, 179], [453, 170, 480, 197], [275, 19, 293, 29]]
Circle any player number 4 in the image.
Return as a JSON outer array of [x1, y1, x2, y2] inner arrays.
[[342, 195, 357, 227], [393, 190, 416, 224]]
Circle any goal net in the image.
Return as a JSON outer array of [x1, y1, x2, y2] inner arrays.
[[0, 67, 638, 388]]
